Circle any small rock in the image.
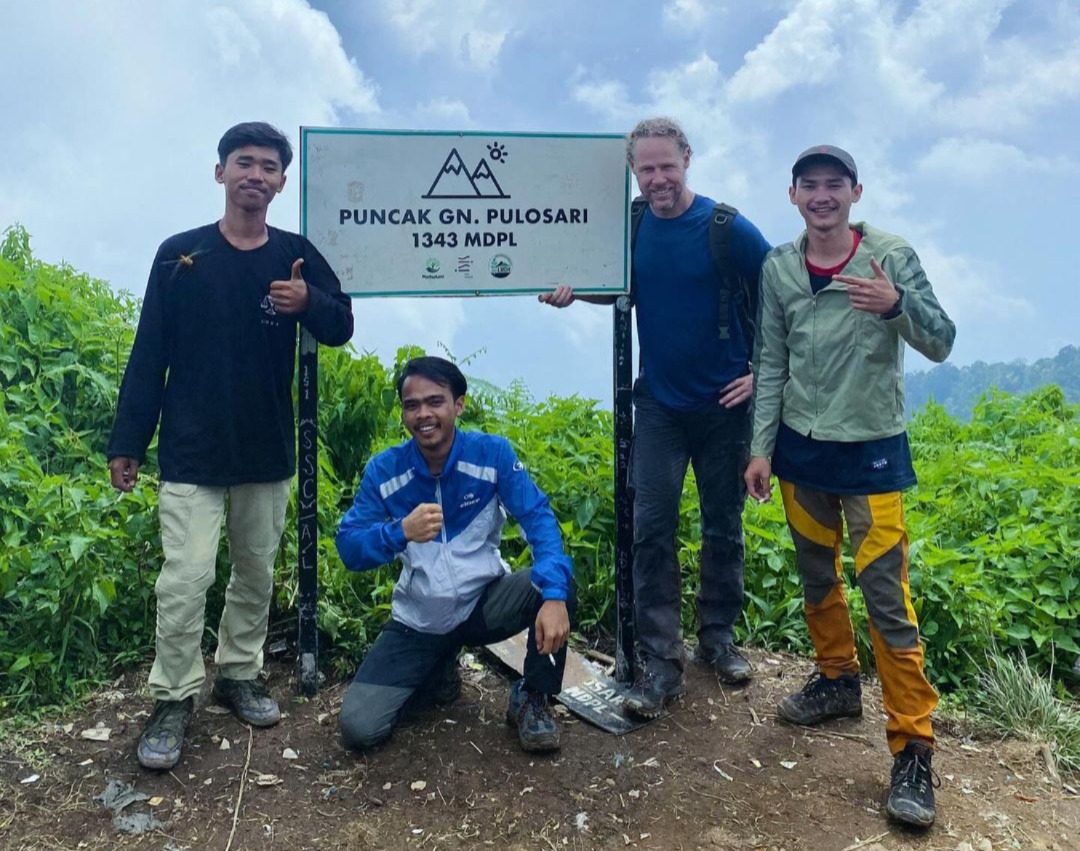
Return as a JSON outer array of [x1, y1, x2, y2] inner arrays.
[[80, 727, 112, 742], [978, 840, 993, 851], [20, 774, 40, 784], [410, 780, 427, 791], [219, 738, 231, 750], [282, 748, 298, 760]]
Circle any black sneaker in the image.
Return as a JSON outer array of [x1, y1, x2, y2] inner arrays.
[[622, 657, 685, 719], [696, 643, 752, 684], [886, 740, 938, 828], [137, 697, 194, 770], [212, 677, 281, 727], [431, 657, 463, 706], [505, 679, 561, 752], [777, 671, 862, 726]]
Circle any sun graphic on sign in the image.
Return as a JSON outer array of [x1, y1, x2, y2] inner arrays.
[[486, 142, 508, 163]]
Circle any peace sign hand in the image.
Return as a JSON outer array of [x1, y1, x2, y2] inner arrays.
[[269, 258, 310, 314], [833, 257, 901, 315]]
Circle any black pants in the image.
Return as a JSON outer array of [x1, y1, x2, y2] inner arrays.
[[630, 380, 750, 664], [339, 568, 573, 750]]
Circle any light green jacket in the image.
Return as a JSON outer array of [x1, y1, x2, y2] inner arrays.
[[750, 222, 955, 458]]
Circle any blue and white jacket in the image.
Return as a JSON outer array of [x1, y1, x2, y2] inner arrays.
[[336, 429, 572, 635]]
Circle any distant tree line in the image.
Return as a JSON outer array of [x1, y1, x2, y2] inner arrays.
[[907, 345, 1080, 419]]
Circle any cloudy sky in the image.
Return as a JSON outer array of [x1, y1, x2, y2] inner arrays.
[[2, 0, 1077, 405]]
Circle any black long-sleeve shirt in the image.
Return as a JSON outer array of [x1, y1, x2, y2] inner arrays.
[[107, 223, 354, 485]]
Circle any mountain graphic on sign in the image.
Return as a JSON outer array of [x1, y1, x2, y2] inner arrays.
[[470, 159, 508, 198], [423, 148, 510, 199]]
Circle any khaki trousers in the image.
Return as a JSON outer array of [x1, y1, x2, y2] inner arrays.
[[149, 479, 290, 701]]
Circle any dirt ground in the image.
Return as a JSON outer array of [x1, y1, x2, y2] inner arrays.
[[2, 647, 1078, 851]]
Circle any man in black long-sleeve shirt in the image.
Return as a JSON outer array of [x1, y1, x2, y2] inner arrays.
[[107, 122, 353, 770]]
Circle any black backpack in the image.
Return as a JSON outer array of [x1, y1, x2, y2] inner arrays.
[[629, 197, 759, 356]]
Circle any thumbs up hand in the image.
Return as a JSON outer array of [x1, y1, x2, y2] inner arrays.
[[269, 258, 310, 314]]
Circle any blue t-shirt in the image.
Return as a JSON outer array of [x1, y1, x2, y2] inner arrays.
[[633, 194, 771, 411]]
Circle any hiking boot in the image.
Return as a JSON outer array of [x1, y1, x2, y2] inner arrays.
[[505, 679, 561, 752], [622, 657, 685, 719], [137, 697, 194, 770], [431, 657, 463, 706], [212, 677, 281, 727], [886, 740, 938, 828], [777, 671, 862, 726], [696, 643, 752, 684]]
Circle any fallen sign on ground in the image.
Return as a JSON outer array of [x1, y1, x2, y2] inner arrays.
[[486, 632, 646, 735]]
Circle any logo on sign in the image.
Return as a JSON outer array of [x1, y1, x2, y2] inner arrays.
[[423, 143, 510, 200], [489, 254, 512, 279], [455, 256, 474, 278], [422, 257, 445, 281]]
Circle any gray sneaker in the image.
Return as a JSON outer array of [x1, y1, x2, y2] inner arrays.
[[212, 677, 281, 727], [777, 671, 862, 726], [505, 679, 561, 752], [137, 697, 194, 770]]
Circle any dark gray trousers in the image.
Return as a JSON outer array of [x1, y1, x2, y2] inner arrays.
[[630, 380, 750, 665], [339, 568, 572, 750]]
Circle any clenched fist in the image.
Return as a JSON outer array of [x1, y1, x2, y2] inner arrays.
[[402, 503, 444, 543]]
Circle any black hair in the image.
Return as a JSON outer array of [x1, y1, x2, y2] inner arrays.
[[792, 154, 857, 188], [396, 356, 468, 400], [217, 122, 293, 171]]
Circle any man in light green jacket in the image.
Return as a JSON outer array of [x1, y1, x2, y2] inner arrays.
[[745, 146, 954, 830]]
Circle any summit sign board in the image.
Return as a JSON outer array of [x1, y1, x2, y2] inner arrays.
[[300, 128, 631, 297]]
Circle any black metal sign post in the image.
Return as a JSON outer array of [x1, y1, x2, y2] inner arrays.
[[612, 295, 636, 684], [296, 327, 319, 696]]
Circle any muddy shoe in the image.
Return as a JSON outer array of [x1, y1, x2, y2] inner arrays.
[[623, 657, 685, 719], [886, 740, 938, 828], [431, 657, 463, 706], [777, 671, 862, 726], [137, 697, 194, 770], [696, 643, 752, 684], [505, 679, 561, 752], [213, 677, 281, 727]]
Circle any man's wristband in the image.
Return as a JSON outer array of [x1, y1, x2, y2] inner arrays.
[[881, 288, 903, 320]]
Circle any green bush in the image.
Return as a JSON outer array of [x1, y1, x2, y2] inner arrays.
[[2, 223, 1078, 712]]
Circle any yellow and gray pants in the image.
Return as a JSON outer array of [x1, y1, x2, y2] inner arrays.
[[779, 481, 937, 754]]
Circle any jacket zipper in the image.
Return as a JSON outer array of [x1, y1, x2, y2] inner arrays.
[[434, 477, 457, 597]]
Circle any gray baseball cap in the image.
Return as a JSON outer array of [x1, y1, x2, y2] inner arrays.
[[792, 145, 858, 183]]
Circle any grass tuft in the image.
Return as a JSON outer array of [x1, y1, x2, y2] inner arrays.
[[969, 650, 1080, 774]]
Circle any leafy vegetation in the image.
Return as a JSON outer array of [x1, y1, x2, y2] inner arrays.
[[2, 224, 1078, 716]]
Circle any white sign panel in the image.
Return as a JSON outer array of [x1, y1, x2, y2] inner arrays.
[[300, 129, 631, 297]]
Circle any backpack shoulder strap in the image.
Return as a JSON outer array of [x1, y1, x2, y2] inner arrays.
[[630, 195, 648, 249], [628, 196, 649, 300], [708, 202, 743, 342]]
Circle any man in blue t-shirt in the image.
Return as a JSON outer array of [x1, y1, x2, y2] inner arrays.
[[540, 118, 771, 717]]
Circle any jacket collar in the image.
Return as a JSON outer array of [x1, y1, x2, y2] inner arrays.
[[795, 220, 869, 257], [405, 428, 462, 479]]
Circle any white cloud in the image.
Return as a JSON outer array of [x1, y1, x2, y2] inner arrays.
[[413, 97, 474, 126], [663, 0, 710, 29], [917, 137, 1077, 181], [0, 0, 378, 295], [914, 244, 1033, 324], [726, 0, 845, 102], [376, 0, 517, 70]]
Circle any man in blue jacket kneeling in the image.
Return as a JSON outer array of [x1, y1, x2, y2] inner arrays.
[[336, 356, 574, 753]]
